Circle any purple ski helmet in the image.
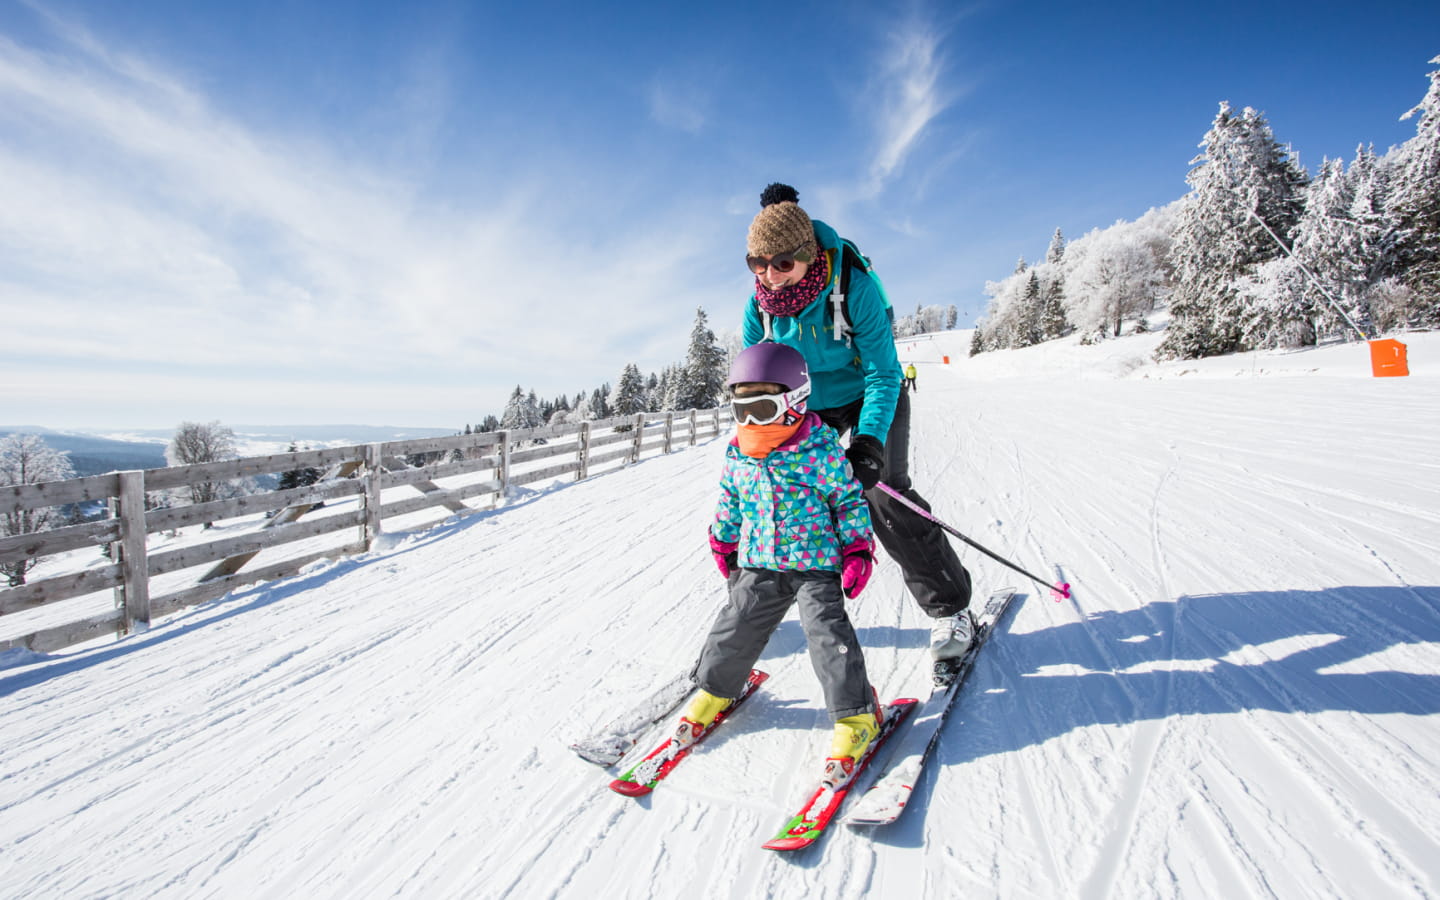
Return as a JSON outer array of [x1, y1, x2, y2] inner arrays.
[[726, 342, 810, 393]]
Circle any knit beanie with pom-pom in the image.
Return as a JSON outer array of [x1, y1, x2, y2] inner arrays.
[[747, 183, 818, 262]]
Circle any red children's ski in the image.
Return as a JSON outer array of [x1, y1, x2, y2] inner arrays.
[[609, 669, 768, 797], [762, 697, 917, 851]]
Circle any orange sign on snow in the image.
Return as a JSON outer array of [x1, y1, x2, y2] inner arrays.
[[1368, 339, 1409, 378]]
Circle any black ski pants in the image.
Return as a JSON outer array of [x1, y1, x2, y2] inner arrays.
[[815, 389, 972, 618]]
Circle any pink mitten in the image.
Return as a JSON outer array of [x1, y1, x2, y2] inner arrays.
[[709, 532, 739, 578], [840, 538, 874, 599]]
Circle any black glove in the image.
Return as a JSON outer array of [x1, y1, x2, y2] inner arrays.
[[846, 435, 885, 490]]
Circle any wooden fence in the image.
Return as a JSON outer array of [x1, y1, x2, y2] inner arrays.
[[1, 408, 728, 654]]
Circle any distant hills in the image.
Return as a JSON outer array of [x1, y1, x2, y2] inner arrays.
[[0, 430, 168, 477], [0, 424, 458, 478]]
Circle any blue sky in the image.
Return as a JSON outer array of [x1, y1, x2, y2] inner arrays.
[[2, 0, 1437, 429]]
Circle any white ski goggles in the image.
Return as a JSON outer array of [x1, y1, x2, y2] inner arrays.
[[730, 383, 811, 426]]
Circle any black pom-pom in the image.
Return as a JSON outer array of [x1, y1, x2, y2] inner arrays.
[[760, 183, 799, 208]]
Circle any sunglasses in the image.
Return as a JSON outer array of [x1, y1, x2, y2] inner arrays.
[[730, 383, 812, 426], [745, 247, 812, 276]]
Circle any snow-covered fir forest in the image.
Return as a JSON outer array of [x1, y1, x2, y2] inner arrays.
[[974, 56, 1440, 357], [470, 304, 960, 437]]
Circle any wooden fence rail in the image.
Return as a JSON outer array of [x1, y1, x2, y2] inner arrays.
[[1, 407, 728, 654]]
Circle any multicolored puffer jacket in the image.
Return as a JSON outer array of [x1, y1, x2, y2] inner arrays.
[[712, 413, 872, 572]]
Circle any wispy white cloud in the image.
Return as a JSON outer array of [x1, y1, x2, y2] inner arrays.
[[868, 22, 950, 189], [0, 16, 736, 427], [647, 73, 709, 134], [804, 8, 969, 231]]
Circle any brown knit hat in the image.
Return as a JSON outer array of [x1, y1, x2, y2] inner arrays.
[[747, 184, 818, 262]]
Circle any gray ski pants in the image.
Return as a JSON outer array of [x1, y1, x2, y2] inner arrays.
[[692, 568, 872, 721]]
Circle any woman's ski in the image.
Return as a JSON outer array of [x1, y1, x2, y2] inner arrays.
[[843, 587, 1020, 827]]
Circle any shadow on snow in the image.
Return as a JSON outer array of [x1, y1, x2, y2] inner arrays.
[[865, 583, 1440, 848]]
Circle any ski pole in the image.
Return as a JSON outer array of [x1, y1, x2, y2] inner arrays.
[[876, 482, 1072, 601]]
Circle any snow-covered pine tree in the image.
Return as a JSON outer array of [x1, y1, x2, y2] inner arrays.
[[667, 364, 699, 413], [1294, 158, 1373, 341], [500, 385, 544, 432], [610, 363, 649, 419], [1158, 103, 1308, 359], [589, 385, 611, 420], [545, 394, 572, 426], [979, 270, 1027, 349], [1040, 272, 1069, 339], [1038, 228, 1070, 339], [1045, 228, 1066, 265], [674, 307, 726, 411], [1390, 55, 1440, 323], [1018, 271, 1043, 346], [1236, 157, 1354, 349], [277, 443, 323, 492], [1347, 145, 1398, 289], [968, 327, 987, 357], [567, 394, 594, 425], [651, 369, 670, 413]]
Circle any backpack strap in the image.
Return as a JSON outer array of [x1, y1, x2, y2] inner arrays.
[[760, 242, 872, 347], [830, 241, 872, 347]]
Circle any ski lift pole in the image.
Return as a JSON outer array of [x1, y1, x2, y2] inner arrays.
[[876, 482, 1071, 601], [1244, 197, 1370, 341]]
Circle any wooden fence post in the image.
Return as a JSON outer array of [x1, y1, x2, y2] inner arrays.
[[688, 409, 698, 446], [117, 470, 151, 635], [663, 412, 675, 454], [712, 406, 720, 436], [363, 443, 383, 550], [498, 431, 511, 500], [108, 495, 124, 611], [631, 414, 645, 463], [577, 422, 591, 481]]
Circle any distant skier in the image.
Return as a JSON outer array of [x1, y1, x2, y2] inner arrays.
[[903, 363, 918, 392], [680, 342, 882, 788]]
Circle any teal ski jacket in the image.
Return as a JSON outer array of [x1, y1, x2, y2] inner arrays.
[[741, 219, 903, 443]]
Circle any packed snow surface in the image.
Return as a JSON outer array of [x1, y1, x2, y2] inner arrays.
[[3, 330, 1438, 898]]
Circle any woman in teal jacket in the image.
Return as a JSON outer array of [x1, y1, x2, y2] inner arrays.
[[740, 183, 974, 660]]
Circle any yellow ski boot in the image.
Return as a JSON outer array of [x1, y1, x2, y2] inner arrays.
[[822, 711, 879, 789], [674, 690, 731, 748]]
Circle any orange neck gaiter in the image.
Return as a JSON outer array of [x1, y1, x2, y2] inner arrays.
[[737, 420, 804, 458]]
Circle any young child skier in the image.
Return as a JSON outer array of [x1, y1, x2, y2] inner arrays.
[[679, 341, 882, 788]]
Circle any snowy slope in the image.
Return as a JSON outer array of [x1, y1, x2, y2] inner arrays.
[[2, 330, 1438, 899]]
